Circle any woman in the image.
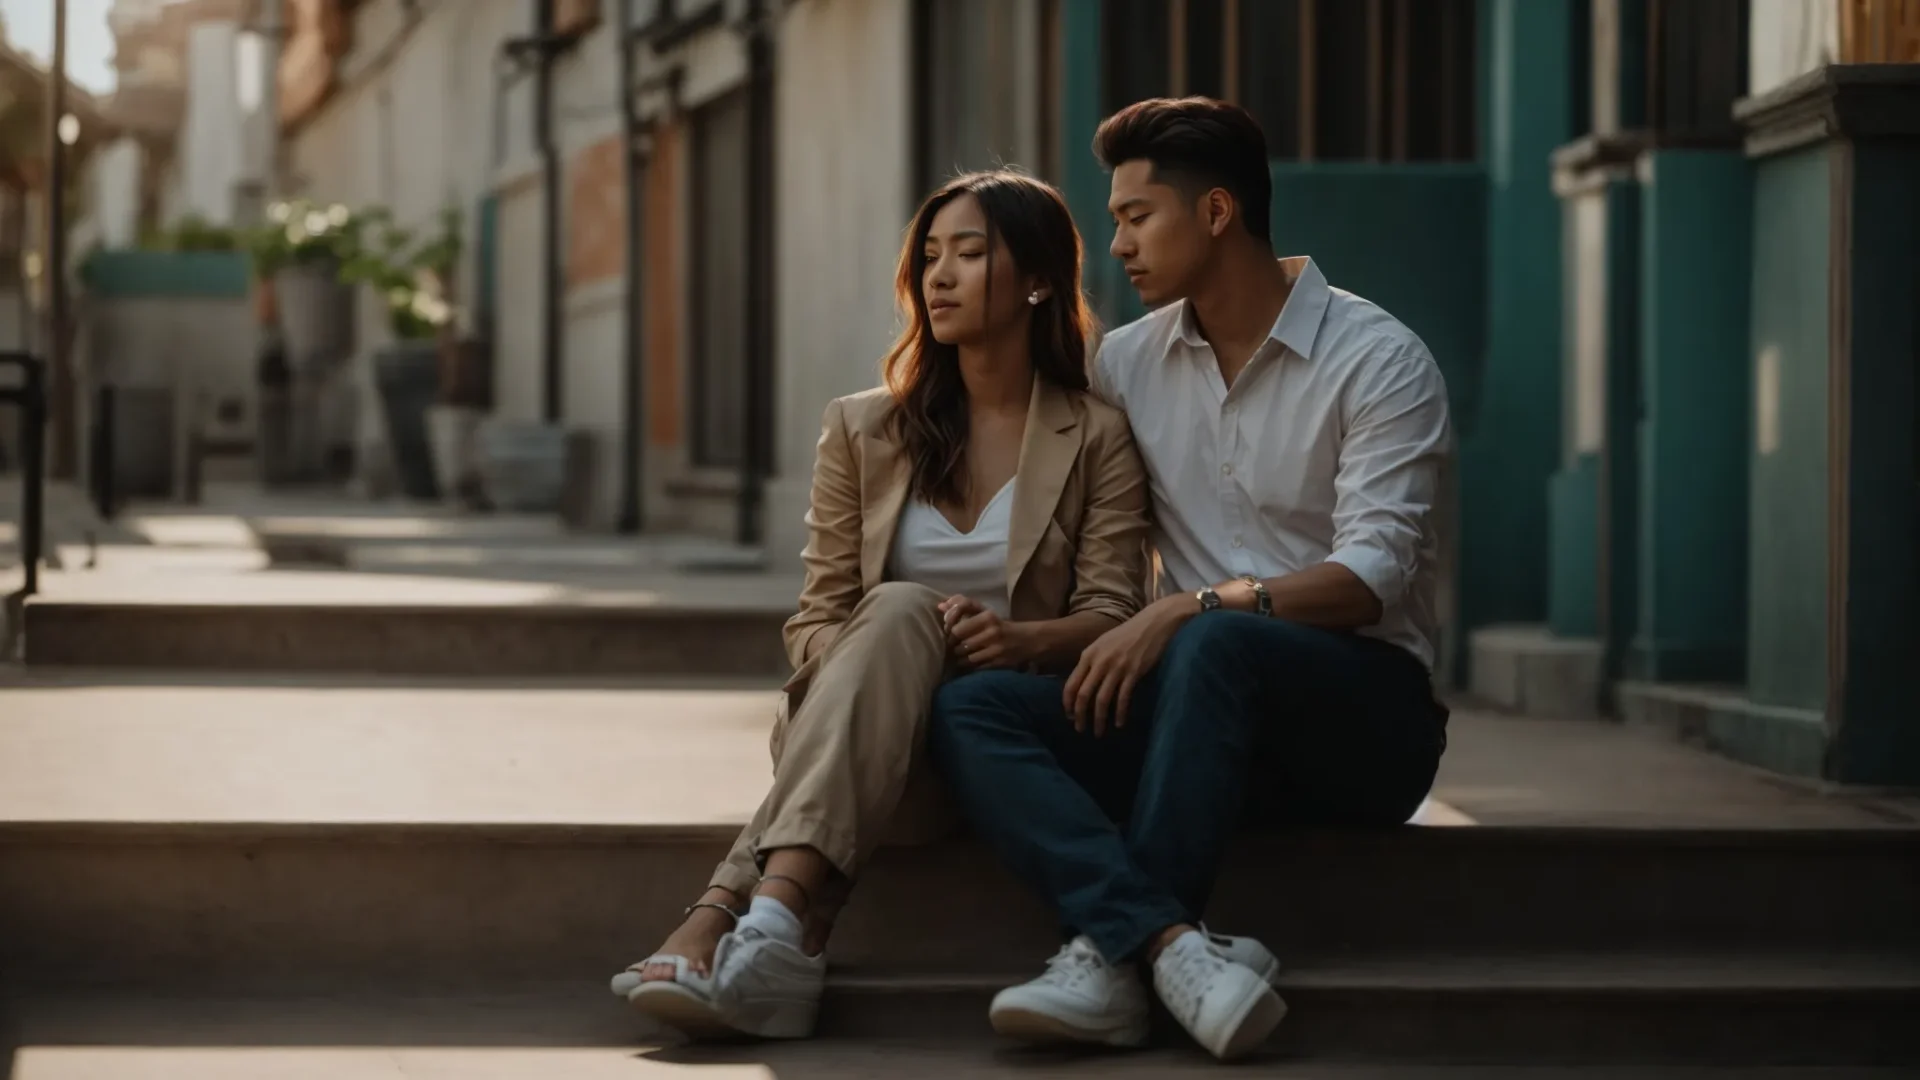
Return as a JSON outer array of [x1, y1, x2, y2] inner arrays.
[[609, 169, 1149, 1039]]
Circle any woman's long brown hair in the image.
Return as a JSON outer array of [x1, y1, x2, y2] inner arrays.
[[881, 169, 1097, 507]]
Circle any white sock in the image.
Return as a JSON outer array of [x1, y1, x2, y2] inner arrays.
[[736, 894, 804, 948]]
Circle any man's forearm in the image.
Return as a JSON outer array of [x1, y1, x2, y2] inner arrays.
[[1208, 562, 1385, 629]]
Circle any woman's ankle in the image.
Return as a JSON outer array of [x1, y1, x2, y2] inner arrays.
[[753, 876, 811, 917]]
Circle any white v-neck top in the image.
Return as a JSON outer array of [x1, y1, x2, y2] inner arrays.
[[887, 479, 1015, 618]]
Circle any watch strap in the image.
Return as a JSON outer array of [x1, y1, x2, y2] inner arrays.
[[1240, 574, 1273, 617]]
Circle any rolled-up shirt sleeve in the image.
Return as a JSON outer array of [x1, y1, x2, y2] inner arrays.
[[1324, 345, 1451, 610]]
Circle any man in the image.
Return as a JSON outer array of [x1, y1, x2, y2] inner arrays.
[[926, 97, 1453, 1061]]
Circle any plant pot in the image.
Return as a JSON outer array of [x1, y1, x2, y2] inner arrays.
[[372, 340, 443, 501], [439, 336, 494, 410], [274, 259, 356, 366], [477, 420, 577, 514], [426, 404, 483, 506]]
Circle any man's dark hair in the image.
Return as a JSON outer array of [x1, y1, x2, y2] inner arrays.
[[1094, 96, 1272, 245]]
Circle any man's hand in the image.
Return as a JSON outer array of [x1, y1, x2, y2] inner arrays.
[[939, 595, 1033, 671], [1062, 595, 1193, 735]]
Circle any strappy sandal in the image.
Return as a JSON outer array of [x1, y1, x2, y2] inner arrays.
[[611, 900, 741, 1035]]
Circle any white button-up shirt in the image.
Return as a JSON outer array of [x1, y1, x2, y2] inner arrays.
[[1091, 257, 1452, 670]]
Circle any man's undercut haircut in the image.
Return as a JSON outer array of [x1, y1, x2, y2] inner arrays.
[[1094, 96, 1273, 246]]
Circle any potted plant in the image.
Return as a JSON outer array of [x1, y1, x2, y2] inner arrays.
[[245, 198, 371, 366], [339, 205, 463, 502]]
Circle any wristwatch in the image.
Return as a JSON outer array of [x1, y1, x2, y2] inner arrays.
[[1195, 585, 1223, 613], [1240, 574, 1274, 617]]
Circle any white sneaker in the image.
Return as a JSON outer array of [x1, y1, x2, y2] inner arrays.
[[1201, 928, 1283, 985], [988, 936, 1151, 1048], [708, 925, 827, 1039], [1152, 929, 1288, 1060]]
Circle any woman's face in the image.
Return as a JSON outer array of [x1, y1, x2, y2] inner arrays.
[[921, 193, 1045, 346]]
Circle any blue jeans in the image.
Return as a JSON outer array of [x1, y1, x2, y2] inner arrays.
[[926, 613, 1448, 964]]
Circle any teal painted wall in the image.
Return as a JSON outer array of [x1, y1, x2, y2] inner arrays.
[[1049, 3, 1488, 415], [1267, 165, 1487, 409], [78, 250, 251, 299], [1634, 149, 1754, 682], [1055, 0, 1118, 323], [1829, 140, 1920, 785], [1745, 145, 1830, 713], [1458, 0, 1580, 675]]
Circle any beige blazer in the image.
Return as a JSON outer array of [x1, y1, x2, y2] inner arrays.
[[780, 376, 1151, 697]]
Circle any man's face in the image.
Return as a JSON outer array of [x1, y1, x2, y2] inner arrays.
[[1106, 159, 1213, 308]]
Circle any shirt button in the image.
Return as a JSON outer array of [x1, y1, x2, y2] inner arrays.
[[1232, 536, 1244, 548], [1221, 464, 1233, 477]]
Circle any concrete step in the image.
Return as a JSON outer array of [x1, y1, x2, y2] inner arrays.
[[5, 675, 1915, 1066], [1618, 680, 1830, 779], [20, 599, 793, 676], [10, 991, 1915, 1077], [816, 956, 1920, 1065], [7, 959, 1916, 1068], [4, 820, 1916, 992], [3, 675, 1912, 993], [1468, 624, 1603, 720]]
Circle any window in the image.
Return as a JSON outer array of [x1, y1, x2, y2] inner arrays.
[[1104, 0, 1478, 164], [689, 91, 750, 469], [1646, 0, 1749, 142]]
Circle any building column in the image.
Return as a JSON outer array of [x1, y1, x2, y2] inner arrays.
[[1629, 148, 1754, 683], [1457, 0, 1582, 684], [1730, 65, 1920, 784], [1539, 135, 1644, 713]]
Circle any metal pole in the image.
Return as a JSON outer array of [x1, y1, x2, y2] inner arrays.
[[46, 0, 70, 480], [615, 0, 647, 534], [536, 0, 563, 425], [737, 0, 774, 547], [92, 383, 115, 520], [5, 354, 48, 597], [22, 360, 44, 596]]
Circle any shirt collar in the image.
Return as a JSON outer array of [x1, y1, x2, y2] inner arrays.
[[1173, 256, 1331, 361]]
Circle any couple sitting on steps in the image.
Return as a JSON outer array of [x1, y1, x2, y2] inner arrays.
[[610, 96, 1453, 1062]]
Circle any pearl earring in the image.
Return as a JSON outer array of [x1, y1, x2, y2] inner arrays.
[[1028, 292, 1042, 305]]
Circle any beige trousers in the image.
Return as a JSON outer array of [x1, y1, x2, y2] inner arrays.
[[709, 581, 959, 900]]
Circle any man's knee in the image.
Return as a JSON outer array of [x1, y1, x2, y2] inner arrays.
[[1160, 611, 1281, 675], [930, 670, 1051, 740], [1162, 610, 1342, 671]]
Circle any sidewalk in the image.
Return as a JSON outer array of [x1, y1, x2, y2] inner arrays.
[[3, 480, 800, 609]]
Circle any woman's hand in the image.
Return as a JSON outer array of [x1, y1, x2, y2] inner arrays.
[[938, 595, 1032, 671]]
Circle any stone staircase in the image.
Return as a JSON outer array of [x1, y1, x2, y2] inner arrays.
[[10, 488, 798, 678], [1, 663, 1916, 1075]]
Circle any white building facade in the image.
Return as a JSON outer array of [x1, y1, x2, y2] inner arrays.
[[271, 0, 1048, 564]]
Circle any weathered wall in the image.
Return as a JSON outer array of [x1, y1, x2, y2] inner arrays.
[[1744, 144, 1830, 712], [1748, 0, 1839, 96], [764, 0, 917, 568]]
